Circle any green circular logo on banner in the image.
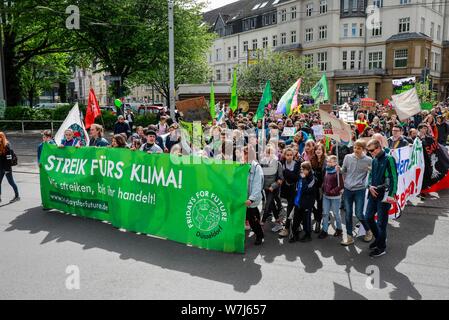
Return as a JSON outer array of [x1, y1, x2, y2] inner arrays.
[[185, 191, 227, 239]]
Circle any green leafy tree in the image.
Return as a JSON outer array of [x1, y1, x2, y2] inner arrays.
[[237, 52, 320, 103], [415, 76, 438, 107], [127, 0, 214, 107]]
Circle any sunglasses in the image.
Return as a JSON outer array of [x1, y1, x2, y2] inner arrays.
[[367, 148, 376, 152]]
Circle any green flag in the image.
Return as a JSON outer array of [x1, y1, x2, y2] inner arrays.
[[310, 74, 329, 105], [210, 82, 216, 119], [254, 81, 272, 123], [229, 70, 238, 112], [421, 102, 433, 111]]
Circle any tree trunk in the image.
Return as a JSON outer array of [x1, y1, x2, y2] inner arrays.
[[28, 90, 34, 107], [59, 82, 67, 103], [3, 31, 21, 106]]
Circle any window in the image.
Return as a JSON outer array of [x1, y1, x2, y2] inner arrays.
[[291, 31, 297, 43], [399, 17, 410, 33], [343, 24, 349, 37], [320, 1, 328, 14], [216, 48, 222, 61], [342, 51, 348, 70], [243, 41, 248, 52], [306, 4, 313, 17], [263, 14, 270, 26], [352, 0, 358, 12], [305, 28, 314, 42], [216, 69, 221, 81], [372, 22, 382, 36], [272, 12, 277, 24], [304, 54, 314, 69], [252, 39, 258, 50], [360, 23, 364, 37], [243, 19, 250, 31], [228, 68, 232, 81], [394, 49, 408, 68], [437, 25, 441, 40], [281, 32, 287, 45], [352, 23, 357, 37], [420, 17, 425, 33], [319, 25, 327, 40], [433, 53, 440, 71], [281, 9, 287, 22], [272, 35, 278, 47], [358, 50, 363, 70], [291, 6, 297, 20], [233, 46, 237, 58], [263, 37, 268, 48], [369, 52, 383, 69], [343, 0, 349, 12], [250, 18, 256, 29], [317, 52, 327, 71], [400, 0, 410, 4], [373, 0, 383, 7], [430, 22, 434, 38], [227, 47, 231, 60], [350, 50, 356, 69]]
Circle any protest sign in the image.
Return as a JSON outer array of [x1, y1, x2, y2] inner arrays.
[[40, 144, 249, 253], [421, 136, 449, 193], [339, 110, 355, 123], [282, 127, 296, 137], [388, 139, 425, 216], [312, 125, 324, 140], [319, 109, 352, 144], [176, 97, 211, 123], [391, 88, 421, 121]]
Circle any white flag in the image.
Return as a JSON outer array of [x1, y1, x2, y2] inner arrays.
[[54, 103, 90, 146], [391, 88, 422, 121]]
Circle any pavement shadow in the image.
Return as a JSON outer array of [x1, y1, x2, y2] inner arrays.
[[5, 204, 439, 298], [5, 206, 262, 293]]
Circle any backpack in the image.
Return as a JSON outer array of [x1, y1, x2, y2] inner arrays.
[[6, 146, 18, 167]]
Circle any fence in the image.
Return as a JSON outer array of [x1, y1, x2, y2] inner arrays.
[[0, 120, 64, 133]]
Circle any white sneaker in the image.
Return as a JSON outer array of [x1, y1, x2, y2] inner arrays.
[[271, 224, 283, 232], [278, 228, 289, 237], [245, 221, 251, 231]]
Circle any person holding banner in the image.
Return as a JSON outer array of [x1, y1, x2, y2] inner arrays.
[[140, 130, 163, 154], [365, 139, 398, 258], [388, 125, 410, 150], [89, 124, 109, 147], [340, 140, 373, 246], [60, 129, 81, 148], [243, 146, 265, 246]]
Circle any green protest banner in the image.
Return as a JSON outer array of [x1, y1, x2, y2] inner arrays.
[[40, 144, 249, 253]]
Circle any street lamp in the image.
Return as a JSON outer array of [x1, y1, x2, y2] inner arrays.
[[168, 0, 175, 119], [0, 14, 7, 104]]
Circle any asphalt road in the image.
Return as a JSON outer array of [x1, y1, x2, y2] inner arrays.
[[1, 134, 449, 300]]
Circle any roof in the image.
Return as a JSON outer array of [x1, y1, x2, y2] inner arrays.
[[203, 0, 289, 26], [386, 32, 432, 42]]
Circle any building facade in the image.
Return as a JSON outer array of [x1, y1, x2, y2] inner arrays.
[[204, 0, 449, 104]]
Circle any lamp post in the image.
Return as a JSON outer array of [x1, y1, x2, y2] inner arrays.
[[168, 0, 175, 119], [0, 16, 6, 105]]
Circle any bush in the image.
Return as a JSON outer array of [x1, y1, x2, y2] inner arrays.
[[135, 114, 157, 128], [95, 111, 117, 130]]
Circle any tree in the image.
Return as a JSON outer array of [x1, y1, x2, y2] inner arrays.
[[415, 76, 438, 107], [19, 53, 71, 106], [237, 51, 320, 103], [127, 0, 214, 107], [1, 0, 79, 106]]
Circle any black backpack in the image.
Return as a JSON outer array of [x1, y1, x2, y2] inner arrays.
[[6, 146, 18, 167]]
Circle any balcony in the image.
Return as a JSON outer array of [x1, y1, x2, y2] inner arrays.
[[333, 68, 386, 77]]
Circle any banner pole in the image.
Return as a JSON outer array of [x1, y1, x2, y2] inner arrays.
[[336, 140, 340, 188]]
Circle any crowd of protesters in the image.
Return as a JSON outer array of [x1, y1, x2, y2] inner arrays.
[[3, 99, 449, 257]]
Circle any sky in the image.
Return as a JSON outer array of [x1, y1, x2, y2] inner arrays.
[[205, 0, 240, 11]]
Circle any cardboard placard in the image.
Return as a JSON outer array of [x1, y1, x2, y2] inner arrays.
[[176, 97, 211, 123]]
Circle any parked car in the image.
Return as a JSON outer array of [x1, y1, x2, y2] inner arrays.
[[33, 103, 70, 110], [137, 104, 164, 115], [100, 106, 117, 115]]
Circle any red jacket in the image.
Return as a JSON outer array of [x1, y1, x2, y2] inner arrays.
[[322, 170, 344, 197]]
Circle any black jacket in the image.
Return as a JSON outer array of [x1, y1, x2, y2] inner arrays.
[[114, 122, 131, 138], [0, 144, 13, 171]]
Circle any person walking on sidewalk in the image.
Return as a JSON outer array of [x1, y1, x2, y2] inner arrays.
[[243, 146, 264, 245], [365, 139, 398, 258], [319, 155, 344, 239], [340, 140, 373, 246], [0, 132, 20, 203]]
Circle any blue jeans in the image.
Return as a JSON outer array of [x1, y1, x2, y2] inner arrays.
[[0, 169, 19, 198], [344, 188, 370, 236], [322, 196, 342, 233], [365, 196, 391, 251]]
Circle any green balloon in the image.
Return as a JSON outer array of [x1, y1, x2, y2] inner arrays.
[[114, 99, 122, 108]]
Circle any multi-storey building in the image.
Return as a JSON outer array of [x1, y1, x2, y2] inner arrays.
[[204, 0, 449, 104]]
